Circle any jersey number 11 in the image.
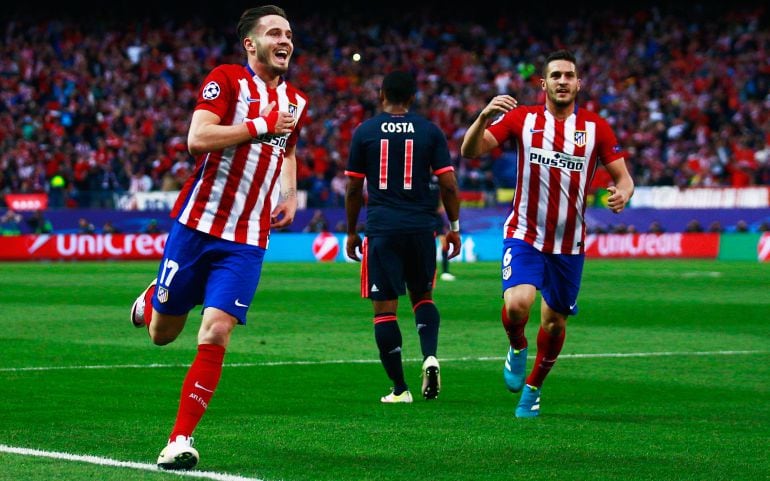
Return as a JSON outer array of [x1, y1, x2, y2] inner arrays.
[[379, 139, 413, 190]]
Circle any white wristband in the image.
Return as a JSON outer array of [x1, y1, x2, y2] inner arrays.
[[246, 118, 268, 137], [449, 220, 460, 232]]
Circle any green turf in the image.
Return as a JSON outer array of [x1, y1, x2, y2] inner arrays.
[[1, 260, 768, 481]]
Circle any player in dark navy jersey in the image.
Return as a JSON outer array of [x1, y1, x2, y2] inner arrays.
[[345, 71, 461, 403]]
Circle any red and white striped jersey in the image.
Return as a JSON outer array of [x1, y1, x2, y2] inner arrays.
[[171, 64, 309, 248], [487, 105, 624, 254]]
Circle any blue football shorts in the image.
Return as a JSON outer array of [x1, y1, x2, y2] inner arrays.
[[151, 221, 266, 324], [501, 238, 584, 316], [361, 232, 436, 301]]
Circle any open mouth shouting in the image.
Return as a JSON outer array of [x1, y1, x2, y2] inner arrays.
[[274, 48, 291, 64]]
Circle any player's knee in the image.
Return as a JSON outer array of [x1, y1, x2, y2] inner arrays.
[[505, 298, 532, 321], [504, 287, 536, 320], [148, 327, 178, 346], [148, 313, 186, 345], [199, 317, 236, 346], [541, 316, 566, 335], [408, 290, 432, 306]]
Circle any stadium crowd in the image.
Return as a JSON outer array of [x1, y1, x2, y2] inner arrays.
[[0, 3, 768, 210]]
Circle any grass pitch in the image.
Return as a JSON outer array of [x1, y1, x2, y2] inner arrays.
[[1, 259, 768, 481]]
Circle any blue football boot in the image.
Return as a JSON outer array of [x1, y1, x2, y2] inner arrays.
[[515, 384, 541, 418], [503, 346, 527, 392]]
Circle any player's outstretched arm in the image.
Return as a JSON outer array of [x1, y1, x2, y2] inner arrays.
[[460, 95, 516, 158]]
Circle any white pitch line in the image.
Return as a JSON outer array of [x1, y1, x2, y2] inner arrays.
[[467, 349, 768, 361], [0, 350, 766, 373], [0, 444, 265, 481]]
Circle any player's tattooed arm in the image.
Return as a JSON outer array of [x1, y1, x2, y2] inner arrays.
[[281, 187, 297, 200], [271, 147, 298, 228]]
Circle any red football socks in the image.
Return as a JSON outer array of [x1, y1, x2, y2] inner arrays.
[[142, 284, 154, 327], [501, 305, 528, 350], [526, 327, 566, 388], [169, 344, 226, 439]]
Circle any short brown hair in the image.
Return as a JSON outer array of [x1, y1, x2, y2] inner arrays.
[[543, 50, 578, 77], [236, 5, 288, 43]]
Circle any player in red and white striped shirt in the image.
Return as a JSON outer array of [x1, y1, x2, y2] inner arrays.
[[128, 5, 308, 469], [462, 50, 633, 418]]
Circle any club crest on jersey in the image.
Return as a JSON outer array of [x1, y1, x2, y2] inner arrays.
[[574, 130, 587, 147], [288, 102, 298, 118], [202, 81, 221, 100], [502, 266, 512, 280], [157, 286, 169, 304]]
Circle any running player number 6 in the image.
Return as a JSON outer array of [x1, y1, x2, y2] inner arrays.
[[378, 139, 414, 190], [503, 247, 512, 267]]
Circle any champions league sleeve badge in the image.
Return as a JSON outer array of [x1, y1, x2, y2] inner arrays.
[[202, 81, 221, 100]]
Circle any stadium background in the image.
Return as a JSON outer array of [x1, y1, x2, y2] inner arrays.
[[1, 0, 768, 262], [1, 3, 768, 481]]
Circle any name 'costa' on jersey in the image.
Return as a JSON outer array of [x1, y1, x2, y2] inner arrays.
[[345, 112, 454, 236], [171, 64, 309, 248], [487, 105, 625, 255]]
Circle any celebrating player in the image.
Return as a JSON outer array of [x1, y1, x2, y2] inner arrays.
[[345, 71, 461, 403], [461, 50, 634, 417], [129, 5, 308, 469]]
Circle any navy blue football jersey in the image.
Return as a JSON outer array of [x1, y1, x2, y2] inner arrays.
[[346, 112, 454, 235]]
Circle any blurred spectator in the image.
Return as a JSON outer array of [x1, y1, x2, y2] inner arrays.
[[329, 171, 348, 207], [734, 220, 749, 233], [481, 171, 497, 207], [758, 221, 770, 233], [708, 221, 724, 233], [48, 173, 68, 208], [25, 210, 53, 234], [0, 4, 767, 205], [0, 210, 22, 236], [611, 223, 629, 234], [161, 152, 193, 191], [129, 167, 154, 194], [102, 221, 121, 234], [685, 219, 704, 233], [647, 221, 665, 234], [303, 209, 329, 233], [93, 164, 123, 208], [144, 219, 163, 234], [307, 172, 330, 208], [78, 218, 96, 234]]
